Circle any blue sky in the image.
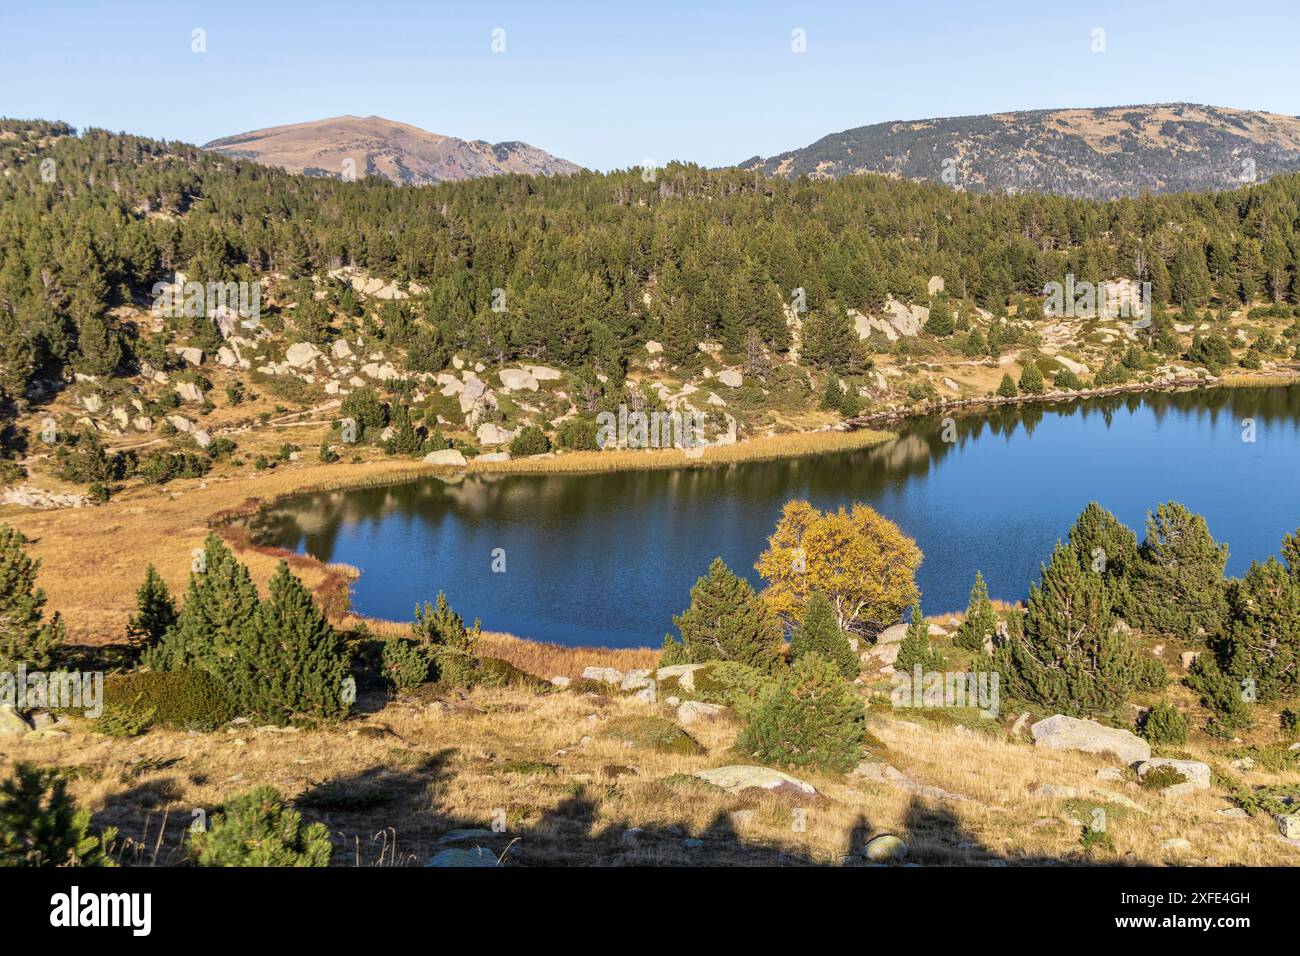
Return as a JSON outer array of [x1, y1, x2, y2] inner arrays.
[[2, 1, 1298, 171]]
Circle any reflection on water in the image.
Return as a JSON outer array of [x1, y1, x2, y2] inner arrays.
[[250, 386, 1300, 648]]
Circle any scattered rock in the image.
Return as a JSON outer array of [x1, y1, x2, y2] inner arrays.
[[476, 422, 515, 446], [655, 663, 707, 691], [285, 342, 322, 368], [1137, 758, 1211, 791], [620, 827, 643, 845], [677, 701, 723, 725], [422, 449, 467, 466], [581, 667, 624, 685], [1278, 814, 1300, 840], [0, 706, 32, 737], [549, 676, 571, 688], [499, 368, 540, 391], [863, 833, 909, 863], [1030, 714, 1150, 765], [1030, 783, 1080, 799], [694, 765, 817, 798], [716, 369, 743, 388], [1095, 767, 1124, 782], [876, 623, 908, 645], [1181, 651, 1200, 670], [1217, 807, 1249, 820], [619, 669, 653, 691], [1161, 838, 1192, 852], [851, 761, 972, 803]]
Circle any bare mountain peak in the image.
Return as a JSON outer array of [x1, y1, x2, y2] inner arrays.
[[744, 103, 1300, 198], [202, 115, 581, 185]]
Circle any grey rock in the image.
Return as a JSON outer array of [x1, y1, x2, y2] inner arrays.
[[1030, 714, 1150, 765]]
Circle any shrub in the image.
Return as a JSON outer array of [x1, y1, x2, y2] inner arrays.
[[380, 638, 432, 690], [1139, 703, 1190, 746], [600, 716, 704, 755], [688, 660, 771, 718], [1054, 368, 1083, 390], [1134, 656, 1169, 691], [789, 590, 858, 677], [412, 592, 481, 688], [556, 416, 599, 451], [674, 557, 783, 671], [1282, 709, 1299, 735], [126, 564, 176, 652], [895, 606, 944, 673], [996, 373, 1019, 398], [102, 670, 235, 731], [657, 634, 688, 667], [0, 763, 116, 866], [737, 652, 866, 773], [0, 524, 65, 669], [1019, 361, 1045, 395], [318, 442, 340, 463], [189, 786, 331, 867], [1185, 654, 1252, 735], [1139, 765, 1187, 790], [509, 425, 550, 457], [953, 572, 997, 652], [137, 450, 210, 484]]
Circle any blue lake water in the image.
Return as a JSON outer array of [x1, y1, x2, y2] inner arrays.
[[250, 386, 1300, 648]]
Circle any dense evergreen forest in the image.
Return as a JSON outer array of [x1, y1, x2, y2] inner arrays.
[[2, 116, 1300, 419]]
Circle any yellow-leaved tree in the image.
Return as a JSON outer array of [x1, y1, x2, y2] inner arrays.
[[755, 499, 922, 636]]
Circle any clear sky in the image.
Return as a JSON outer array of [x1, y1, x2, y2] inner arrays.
[[2, 0, 1298, 171]]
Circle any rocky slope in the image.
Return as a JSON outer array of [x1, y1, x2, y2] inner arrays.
[[742, 104, 1300, 198], [203, 115, 582, 184]]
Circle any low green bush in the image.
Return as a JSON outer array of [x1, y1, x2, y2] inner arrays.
[[1138, 702, 1189, 745], [380, 638, 432, 690], [102, 670, 235, 732], [189, 786, 331, 866]]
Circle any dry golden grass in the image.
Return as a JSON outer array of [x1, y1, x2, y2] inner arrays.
[[6, 686, 1296, 867], [468, 427, 894, 475]]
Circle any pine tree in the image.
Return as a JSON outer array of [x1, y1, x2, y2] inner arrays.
[[737, 653, 865, 772], [923, 300, 954, 337], [996, 373, 1019, 398], [1126, 502, 1228, 637], [821, 374, 844, 412], [674, 557, 782, 671], [1066, 502, 1139, 610], [142, 533, 260, 672], [954, 572, 997, 652], [126, 564, 177, 652], [1222, 558, 1300, 701], [1019, 361, 1045, 395], [896, 603, 944, 672], [789, 590, 858, 677], [657, 634, 688, 668], [229, 561, 350, 723], [0, 525, 64, 669], [0, 763, 116, 867], [1000, 542, 1136, 717], [189, 786, 330, 867], [414, 591, 481, 687]]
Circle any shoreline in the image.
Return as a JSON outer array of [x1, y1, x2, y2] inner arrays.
[[7, 369, 1299, 668]]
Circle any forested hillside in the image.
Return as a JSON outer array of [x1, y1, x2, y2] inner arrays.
[[3, 117, 1300, 482]]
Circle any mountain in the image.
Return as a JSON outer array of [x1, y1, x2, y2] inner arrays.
[[202, 115, 582, 185], [741, 104, 1300, 198]]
